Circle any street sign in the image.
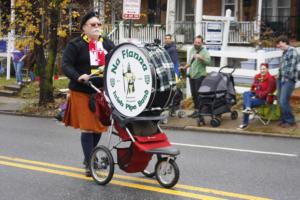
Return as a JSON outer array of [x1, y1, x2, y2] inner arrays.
[[122, 0, 141, 20]]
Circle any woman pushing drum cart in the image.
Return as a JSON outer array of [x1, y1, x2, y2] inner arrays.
[[88, 42, 180, 188]]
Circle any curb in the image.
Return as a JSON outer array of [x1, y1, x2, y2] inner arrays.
[[0, 110, 54, 119], [160, 124, 300, 139], [1, 109, 300, 139]]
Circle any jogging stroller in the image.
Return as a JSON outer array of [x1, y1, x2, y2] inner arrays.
[[197, 66, 238, 127], [87, 42, 180, 188]]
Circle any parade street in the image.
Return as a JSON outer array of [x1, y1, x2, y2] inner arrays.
[[0, 114, 299, 200]]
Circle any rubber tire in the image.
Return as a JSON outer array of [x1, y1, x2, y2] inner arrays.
[[155, 158, 180, 188], [177, 110, 186, 118], [231, 111, 238, 120], [169, 110, 176, 117], [90, 145, 114, 185], [210, 118, 221, 127]]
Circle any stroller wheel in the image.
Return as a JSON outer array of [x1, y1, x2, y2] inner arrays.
[[169, 110, 176, 117], [177, 110, 186, 118], [155, 158, 179, 188], [231, 111, 238, 120], [142, 154, 162, 178], [210, 118, 221, 127], [90, 145, 114, 185]]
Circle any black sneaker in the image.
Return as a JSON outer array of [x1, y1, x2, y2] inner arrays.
[[85, 166, 92, 177]]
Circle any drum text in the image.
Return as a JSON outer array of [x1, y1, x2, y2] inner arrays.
[[126, 104, 137, 111], [111, 58, 120, 74], [113, 91, 124, 106], [138, 90, 149, 107], [122, 49, 148, 71]]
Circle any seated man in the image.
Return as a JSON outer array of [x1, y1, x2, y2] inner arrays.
[[239, 63, 276, 129]]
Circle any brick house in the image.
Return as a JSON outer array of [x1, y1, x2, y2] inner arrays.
[[96, 0, 300, 44]]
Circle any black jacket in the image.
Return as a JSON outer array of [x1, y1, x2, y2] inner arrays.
[[62, 36, 115, 94], [164, 42, 179, 65]]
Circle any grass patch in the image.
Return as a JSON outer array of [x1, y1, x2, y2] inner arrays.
[[19, 78, 69, 116], [53, 78, 68, 90], [0, 77, 16, 89]]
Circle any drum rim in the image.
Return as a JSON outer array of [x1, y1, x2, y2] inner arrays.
[[104, 42, 157, 117]]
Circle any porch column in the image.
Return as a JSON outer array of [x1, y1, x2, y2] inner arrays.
[[195, 0, 203, 36], [166, 0, 176, 35], [6, 0, 16, 80], [256, 0, 263, 40], [220, 9, 232, 67]]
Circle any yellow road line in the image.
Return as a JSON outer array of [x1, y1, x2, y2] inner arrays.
[[0, 160, 225, 200], [0, 155, 272, 200]]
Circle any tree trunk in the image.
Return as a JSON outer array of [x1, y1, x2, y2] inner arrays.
[[38, 4, 60, 106]]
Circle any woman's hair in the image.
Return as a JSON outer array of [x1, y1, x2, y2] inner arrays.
[[260, 63, 269, 68]]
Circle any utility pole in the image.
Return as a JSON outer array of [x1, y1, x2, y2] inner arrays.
[[6, 0, 15, 80]]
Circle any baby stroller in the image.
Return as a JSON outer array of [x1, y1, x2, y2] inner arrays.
[[197, 66, 238, 127], [88, 43, 180, 188], [169, 87, 185, 118]]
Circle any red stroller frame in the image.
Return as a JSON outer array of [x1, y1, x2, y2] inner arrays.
[[88, 81, 180, 188]]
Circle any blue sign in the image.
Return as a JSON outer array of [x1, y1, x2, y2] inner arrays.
[[0, 40, 7, 53]]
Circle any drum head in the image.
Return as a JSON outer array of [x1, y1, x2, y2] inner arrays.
[[105, 43, 155, 117]]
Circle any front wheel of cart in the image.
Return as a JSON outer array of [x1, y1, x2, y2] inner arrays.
[[155, 158, 179, 188], [90, 145, 114, 185]]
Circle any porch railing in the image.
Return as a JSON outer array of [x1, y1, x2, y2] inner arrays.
[[105, 22, 166, 45], [174, 21, 257, 44], [107, 20, 257, 45]]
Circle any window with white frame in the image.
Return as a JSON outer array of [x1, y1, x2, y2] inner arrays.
[[262, 0, 291, 22], [223, 0, 236, 17], [176, 0, 184, 21], [175, 0, 194, 21], [185, 0, 194, 21]]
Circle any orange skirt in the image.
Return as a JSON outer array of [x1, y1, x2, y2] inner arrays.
[[63, 90, 107, 133]]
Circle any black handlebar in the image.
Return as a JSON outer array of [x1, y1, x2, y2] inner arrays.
[[218, 65, 236, 74]]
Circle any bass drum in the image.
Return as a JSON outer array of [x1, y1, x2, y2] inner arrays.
[[104, 43, 176, 117]]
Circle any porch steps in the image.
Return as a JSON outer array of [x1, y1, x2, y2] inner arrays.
[[4, 84, 22, 91], [0, 84, 22, 97], [0, 89, 17, 97]]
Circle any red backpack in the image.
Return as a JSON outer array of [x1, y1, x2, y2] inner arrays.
[[94, 90, 111, 126]]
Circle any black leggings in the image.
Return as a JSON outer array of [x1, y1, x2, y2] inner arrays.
[[81, 132, 102, 166]]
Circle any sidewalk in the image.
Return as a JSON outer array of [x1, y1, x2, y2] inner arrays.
[[0, 96, 299, 138], [161, 110, 300, 138]]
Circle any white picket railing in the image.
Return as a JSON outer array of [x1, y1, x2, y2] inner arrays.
[[107, 21, 257, 45], [174, 21, 257, 44]]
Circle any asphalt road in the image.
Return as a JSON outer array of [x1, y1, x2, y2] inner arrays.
[[0, 114, 299, 200]]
